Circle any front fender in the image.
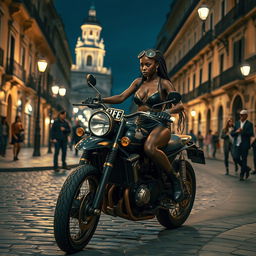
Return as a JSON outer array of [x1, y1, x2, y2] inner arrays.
[[75, 136, 113, 151]]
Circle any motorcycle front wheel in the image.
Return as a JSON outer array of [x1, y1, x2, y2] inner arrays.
[[156, 160, 196, 229], [54, 164, 100, 253]]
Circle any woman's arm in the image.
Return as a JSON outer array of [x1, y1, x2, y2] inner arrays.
[[162, 79, 184, 114], [102, 78, 141, 104]]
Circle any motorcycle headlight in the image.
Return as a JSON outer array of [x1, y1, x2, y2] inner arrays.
[[89, 111, 113, 136]]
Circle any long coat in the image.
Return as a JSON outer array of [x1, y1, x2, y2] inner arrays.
[[231, 120, 254, 151]]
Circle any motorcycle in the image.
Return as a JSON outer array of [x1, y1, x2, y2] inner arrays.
[[54, 74, 205, 253]]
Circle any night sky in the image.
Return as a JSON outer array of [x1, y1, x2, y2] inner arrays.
[[54, 0, 173, 111]]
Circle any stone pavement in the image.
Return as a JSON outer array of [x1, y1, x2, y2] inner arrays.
[[0, 159, 255, 255], [0, 147, 79, 171], [0, 146, 255, 174]]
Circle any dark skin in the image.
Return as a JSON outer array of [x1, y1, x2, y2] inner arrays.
[[103, 56, 184, 175]]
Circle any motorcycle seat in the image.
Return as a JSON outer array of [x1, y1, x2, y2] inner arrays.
[[162, 134, 184, 155]]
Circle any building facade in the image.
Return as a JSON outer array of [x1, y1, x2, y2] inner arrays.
[[0, 0, 72, 147], [156, 0, 256, 137], [71, 4, 112, 124]]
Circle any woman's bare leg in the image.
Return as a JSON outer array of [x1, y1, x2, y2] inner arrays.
[[144, 126, 183, 201]]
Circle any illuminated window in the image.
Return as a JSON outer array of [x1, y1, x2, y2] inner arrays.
[[87, 55, 92, 66]]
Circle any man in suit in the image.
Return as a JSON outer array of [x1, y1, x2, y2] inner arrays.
[[231, 109, 254, 181]]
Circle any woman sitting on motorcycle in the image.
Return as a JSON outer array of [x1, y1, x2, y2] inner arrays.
[[102, 49, 185, 202]]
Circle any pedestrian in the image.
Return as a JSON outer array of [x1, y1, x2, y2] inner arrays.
[[204, 129, 212, 157], [211, 131, 219, 159], [0, 117, 9, 157], [11, 116, 24, 161], [51, 110, 71, 171], [251, 124, 256, 175], [221, 118, 238, 175], [231, 109, 254, 181], [189, 129, 197, 144], [72, 120, 82, 156], [197, 131, 204, 149]]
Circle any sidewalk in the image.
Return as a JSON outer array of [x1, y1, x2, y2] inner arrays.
[[0, 146, 80, 171], [0, 146, 254, 172]]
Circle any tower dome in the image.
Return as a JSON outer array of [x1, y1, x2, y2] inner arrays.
[[73, 3, 110, 74]]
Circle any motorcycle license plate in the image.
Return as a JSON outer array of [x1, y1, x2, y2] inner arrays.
[[106, 108, 124, 121]]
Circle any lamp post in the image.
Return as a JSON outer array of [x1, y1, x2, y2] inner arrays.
[[33, 59, 48, 157], [197, 5, 209, 34], [47, 106, 53, 153]]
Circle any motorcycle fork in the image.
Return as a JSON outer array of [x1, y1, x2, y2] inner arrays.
[[179, 152, 187, 181], [90, 119, 126, 215]]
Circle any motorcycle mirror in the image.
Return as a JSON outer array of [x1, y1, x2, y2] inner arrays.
[[167, 91, 182, 104], [86, 74, 96, 87]]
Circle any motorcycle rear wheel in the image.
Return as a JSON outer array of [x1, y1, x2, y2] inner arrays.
[[156, 160, 196, 229], [54, 164, 100, 253]]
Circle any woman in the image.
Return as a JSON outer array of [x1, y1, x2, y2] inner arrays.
[[221, 118, 238, 175], [11, 116, 24, 161], [102, 49, 185, 202]]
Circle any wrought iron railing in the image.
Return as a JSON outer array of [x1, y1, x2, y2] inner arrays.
[[182, 55, 256, 103], [14, 0, 56, 54], [26, 73, 37, 91], [215, 0, 256, 37], [167, 1, 256, 78], [169, 30, 213, 77], [6, 58, 26, 82]]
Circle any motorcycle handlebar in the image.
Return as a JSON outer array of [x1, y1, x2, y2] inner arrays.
[[124, 111, 173, 123]]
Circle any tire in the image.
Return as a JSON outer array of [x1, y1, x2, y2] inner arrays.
[[54, 164, 100, 253], [156, 160, 196, 229]]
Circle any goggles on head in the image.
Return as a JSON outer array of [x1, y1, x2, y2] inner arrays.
[[137, 49, 159, 59]]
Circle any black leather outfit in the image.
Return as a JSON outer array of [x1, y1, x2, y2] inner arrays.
[[134, 78, 169, 133]]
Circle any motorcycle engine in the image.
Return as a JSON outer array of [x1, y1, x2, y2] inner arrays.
[[134, 184, 151, 207]]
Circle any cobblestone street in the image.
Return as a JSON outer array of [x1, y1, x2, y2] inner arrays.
[[0, 159, 256, 256]]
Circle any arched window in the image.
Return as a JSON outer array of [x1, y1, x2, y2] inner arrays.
[[232, 95, 243, 122], [87, 55, 92, 66]]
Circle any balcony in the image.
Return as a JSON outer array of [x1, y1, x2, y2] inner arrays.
[[6, 58, 26, 82], [167, 1, 256, 79], [13, 0, 56, 54], [26, 73, 37, 91], [182, 55, 256, 103], [169, 30, 213, 77], [215, 0, 256, 37]]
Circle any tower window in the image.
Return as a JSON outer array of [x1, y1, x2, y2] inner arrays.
[[90, 30, 93, 35], [87, 55, 92, 66]]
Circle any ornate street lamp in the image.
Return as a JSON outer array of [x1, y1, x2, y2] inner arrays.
[[59, 87, 66, 96], [198, 5, 209, 35], [51, 85, 59, 96], [33, 59, 48, 157], [240, 63, 251, 77], [197, 5, 210, 21]]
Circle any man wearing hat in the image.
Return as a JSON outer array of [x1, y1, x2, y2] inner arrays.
[[231, 109, 254, 181]]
